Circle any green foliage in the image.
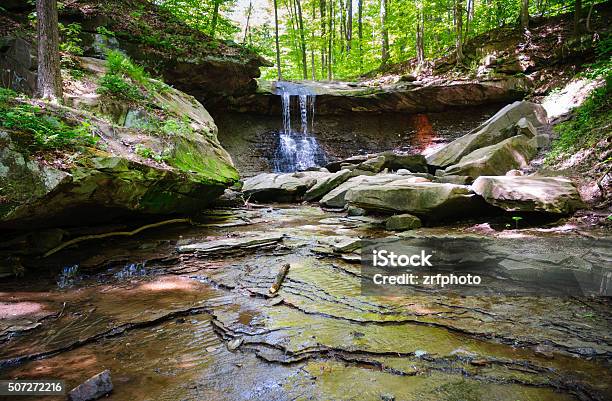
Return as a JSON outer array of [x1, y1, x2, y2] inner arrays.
[[0, 89, 98, 150], [548, 76, 611, 161], [106, 50, 149, 85], [135, 144, 171, 163], [59, 22, 83, 55], [97, 51, 170, 101], [96, 26, 116, 37], [511, 216, 523, 229], [97, 73, 144, 101], [157, 0, 240, 39], [581, 36, 612, 79]]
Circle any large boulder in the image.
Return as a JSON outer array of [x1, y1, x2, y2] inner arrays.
[[0, 133, 235, 228], [345, 181, 482, 219], [442, 135, 537, 178], [472, 176, 585, 214], [304, 169, 352, 201], [242, 171, 329, 202], [319, 174, 407, 208], [426, 101, 547, 168], [0, 66, 239, 229]]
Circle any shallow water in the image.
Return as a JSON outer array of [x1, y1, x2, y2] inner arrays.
[[0, 206, 610, 401]]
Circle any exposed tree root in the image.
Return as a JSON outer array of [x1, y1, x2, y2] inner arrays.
[[43, 218, 192, 258]]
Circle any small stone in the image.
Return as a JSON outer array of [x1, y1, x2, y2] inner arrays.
[[68, 370, 113, 401], [385, 214, 422, 231], [505, 169, 523, 176], [227, 337, 243, 351], [470, 359, 489, 366], [380, 393, 395, 401], [347, 206, 366, 216], [206, 346, 217, 353]]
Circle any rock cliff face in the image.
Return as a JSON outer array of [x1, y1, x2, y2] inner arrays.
[[223, 78, 530, 116]]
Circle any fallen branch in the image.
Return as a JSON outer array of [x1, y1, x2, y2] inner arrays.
[[43, 218, 191, 258], [269, 263, 290, 295]]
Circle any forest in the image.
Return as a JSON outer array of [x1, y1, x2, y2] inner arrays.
[[157, 0, 601, 79]]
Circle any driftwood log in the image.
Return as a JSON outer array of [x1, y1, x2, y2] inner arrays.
[[269, 263, 290, 294]]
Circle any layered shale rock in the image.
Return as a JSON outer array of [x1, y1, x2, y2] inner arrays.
[[472, 176, 585, 214]]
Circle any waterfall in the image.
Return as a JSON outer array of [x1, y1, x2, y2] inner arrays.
[[273, 82, 326, 173]]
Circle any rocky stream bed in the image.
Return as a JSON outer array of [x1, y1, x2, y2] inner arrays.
[[0, 206, 611, 401]]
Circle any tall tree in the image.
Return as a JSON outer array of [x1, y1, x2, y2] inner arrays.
[[416, 0, 425, 66], [380, 0, 390, 66], [295, 0, 308, 79], [573, 0, 582, 36], [521, 0, 530, 30], [311, 0, 317, 79], [36, 0, 63, 101], [346, 0, 353, 53], [455, 0, 464, 65], [320, 0, 327, 77], [327, 0, 333, 79], [273, 0, 283, 80], [210, 0, 221, 38], [358, 0, 363, 69], [243, 1, 253, 43]]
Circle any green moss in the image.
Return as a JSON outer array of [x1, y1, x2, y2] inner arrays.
[[169, 145, 239, 185]]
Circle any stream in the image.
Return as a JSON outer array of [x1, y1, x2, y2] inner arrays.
[[0, 206, 611, 401]]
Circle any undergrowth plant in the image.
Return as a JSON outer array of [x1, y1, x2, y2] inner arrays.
[[0, 88, 98, 150]]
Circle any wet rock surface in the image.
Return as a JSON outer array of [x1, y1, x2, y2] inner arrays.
[[472, 176, 585, 214], [0, 206, 610, 401]]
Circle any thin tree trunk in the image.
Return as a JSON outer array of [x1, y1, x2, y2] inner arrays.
[[455, 0, 464, 65], [521, 0, 530, 30], [296, 0, 308, 79], [311, 0, 316, 79], [574, 0, 582, 37], [327, 0, 333, 80], [464, 0, 473, 42], [210, 0, 220, 38], [36, 0, 63, 101], [380, 0, 389, 66], [358, 0, 363, 70], [347, 0, 353, 53], [243, 1, 252, 43], [273, 0, 282, 80], [320, 0, 327, 77], [416, 0, 425, 66], [586, 2, 594, 32]]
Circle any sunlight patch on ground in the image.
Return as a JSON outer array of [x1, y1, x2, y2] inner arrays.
[[542, 77, 603, 119]]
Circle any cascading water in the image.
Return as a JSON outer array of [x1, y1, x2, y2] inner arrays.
[[273, 82, 326, 172]]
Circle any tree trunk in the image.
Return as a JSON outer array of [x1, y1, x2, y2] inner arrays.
[[273, 0, 282, 80], [574, 0, 582, 37], [346, 0, 353, 53], [358, 0, 363, 70], [296, 0, 308, 79], [36, 0, 63, 102], [311, 0, 317, 79], [320, 0, 327, 77], [521, 0, 530, 30], [243, 1, 252, 43], [416, 0, 425, 66], [210, 0, 220, 38], [455, 0, 464, 65], [380, 0, 389, 66], [586, 2, 594, 32], [464, 0, 473, 42], [327, 0, 333, 80]]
